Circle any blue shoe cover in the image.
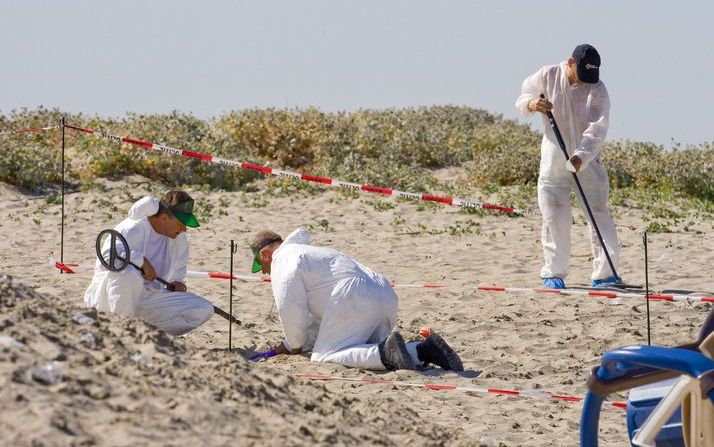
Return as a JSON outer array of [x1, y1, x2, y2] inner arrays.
[[591, 276, 623, 288], [543, 277, 565, 289]]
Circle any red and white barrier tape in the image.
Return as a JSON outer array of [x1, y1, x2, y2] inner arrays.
[[62, 123, 533, 215], [186, 270, 271, 282], [52, 260, 447, 289], [296, 374, 626, 411], [51, 259, 93, 274], [54, 261, 81, 273], [0, 125, 61, 135], [186, 270, 446, 288], [476, 285, 714, 304], [51, 260, 710, 300]]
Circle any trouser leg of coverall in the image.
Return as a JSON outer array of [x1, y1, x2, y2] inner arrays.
[[538, 179, 573, 279], [575, 163, 619, 281], [85, 268, 144, 317], [136, 289, 214, 336], [311, 284, 398, 370]]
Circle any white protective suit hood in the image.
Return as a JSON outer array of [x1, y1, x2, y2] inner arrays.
[[128, 196, 160, 220], [280, 227, 311, 247]]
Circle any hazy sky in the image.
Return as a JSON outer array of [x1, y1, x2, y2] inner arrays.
[[2, 1, 712, 146]]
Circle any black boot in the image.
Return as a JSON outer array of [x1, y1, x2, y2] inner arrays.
[[378, 331, 415, 371], [416, 333, 463, 371]]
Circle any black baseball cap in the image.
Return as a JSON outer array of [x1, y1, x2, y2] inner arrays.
[[572, 44, 601, 84]]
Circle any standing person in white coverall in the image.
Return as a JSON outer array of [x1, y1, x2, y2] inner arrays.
[[84, 190, 214, 335], [249, 228, 464, 371], [515, 44, 621, 289]]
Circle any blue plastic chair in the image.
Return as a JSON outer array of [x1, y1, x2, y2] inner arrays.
[[580, 311, 714, 446]]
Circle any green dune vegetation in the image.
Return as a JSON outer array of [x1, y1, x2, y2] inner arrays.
[[1, 106, 712, 231]]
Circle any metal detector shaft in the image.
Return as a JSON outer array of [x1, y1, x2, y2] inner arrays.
[[214, 306, 240, 325], [96, 229, 240, 325], [126, 259, 174, 287], [540, 94, 619, 280]]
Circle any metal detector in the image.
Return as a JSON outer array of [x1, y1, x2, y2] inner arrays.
[[95, 229, 240, 325]]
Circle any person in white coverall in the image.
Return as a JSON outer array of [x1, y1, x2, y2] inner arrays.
[[249, 228, 463, 371], [84, 190, 214, 335], [515, 44, 621, 289]]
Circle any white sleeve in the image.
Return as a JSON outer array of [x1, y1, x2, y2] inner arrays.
[[573, 85, 610, 170], [271, 255, 311, 350], [126, 227, 147, 269], [106, 219, 148, 270], [166, 234, 189, 284], [515, 66, 548, 116], [285, 316, 320, 352]]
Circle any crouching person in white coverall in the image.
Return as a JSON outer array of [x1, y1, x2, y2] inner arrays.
[[515, 43, 621, 290], [84, 190, 214, 336], [249, 228, 463, 371]]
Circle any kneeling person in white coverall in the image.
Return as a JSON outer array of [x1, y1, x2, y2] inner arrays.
[[515, 43, 621, 290], [250, 228, 463, 371], [84, 190, 214, 336]]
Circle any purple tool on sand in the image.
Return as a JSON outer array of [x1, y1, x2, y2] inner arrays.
[[249, 349, 278, 362]]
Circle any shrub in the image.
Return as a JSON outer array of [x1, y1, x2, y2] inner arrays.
[[0, 106, 711, 209]]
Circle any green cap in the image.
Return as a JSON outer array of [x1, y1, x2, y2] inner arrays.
[[251, 253, 262, 274], [160, 191, 200, 228], [172, 209, 200, 228]]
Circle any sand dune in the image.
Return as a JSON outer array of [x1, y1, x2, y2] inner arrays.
[[1, 176, 712, 446]]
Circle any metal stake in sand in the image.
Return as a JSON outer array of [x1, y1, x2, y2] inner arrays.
[[540, 94, 619, 281], [60, 116, 66, 269], [644, 231, 652, 345], [229, 240, 237, 352], [95, 229, 241, 325]]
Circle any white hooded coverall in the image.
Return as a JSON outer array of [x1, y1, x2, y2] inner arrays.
[[516, 60, 619, 281], [84, 196, 213, 335], [270, 228, 398, 370]]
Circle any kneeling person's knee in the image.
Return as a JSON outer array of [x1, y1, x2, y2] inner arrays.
[[186, 297, 214, 327], [165, 296, 213, 336]]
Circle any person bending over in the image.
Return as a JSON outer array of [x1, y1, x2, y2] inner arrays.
[[515, 44, 621, 289], [249, 227, 463, 371]]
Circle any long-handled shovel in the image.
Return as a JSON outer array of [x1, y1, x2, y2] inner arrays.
[[540, 94, 620, 281], [96, 229, 240, 325]]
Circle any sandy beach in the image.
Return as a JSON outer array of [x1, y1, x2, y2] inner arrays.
[[1, 174, 712, 446]]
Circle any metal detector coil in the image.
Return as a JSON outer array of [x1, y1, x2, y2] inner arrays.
[[93, 229, 241, 325], [96, 229, 132, 272]]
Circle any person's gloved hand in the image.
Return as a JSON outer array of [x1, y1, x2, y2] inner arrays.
[[249, 348, 278, 362], [528, 97, 553, 114], [566, 155, 582, 173], [169, 281, 187, 292]]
